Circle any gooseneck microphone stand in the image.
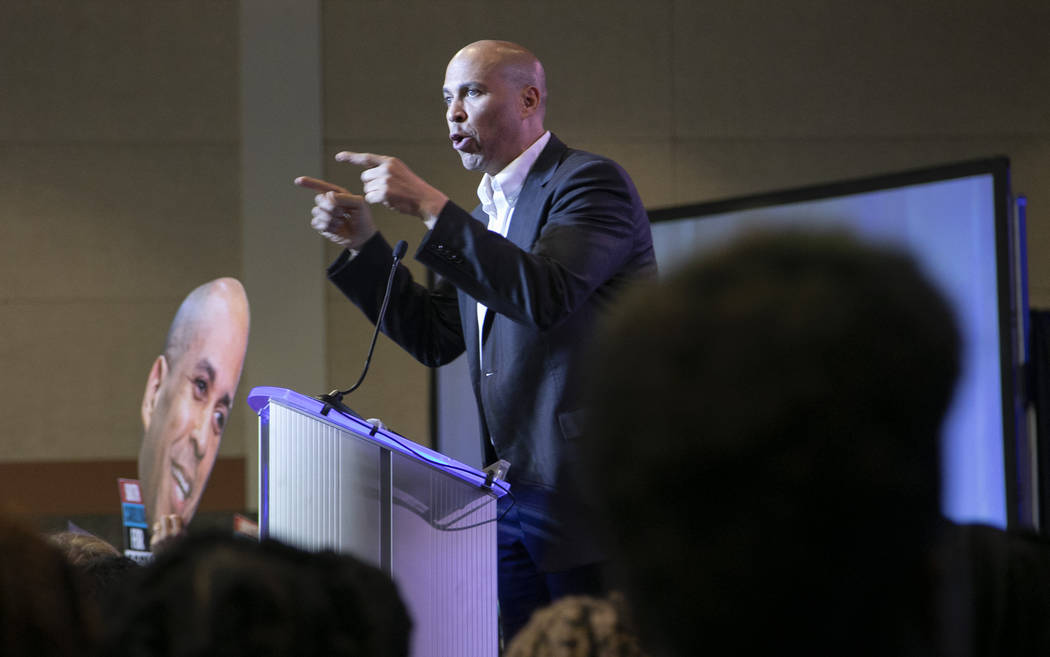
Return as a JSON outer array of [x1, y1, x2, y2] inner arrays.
[[318, 239, 408, 417]]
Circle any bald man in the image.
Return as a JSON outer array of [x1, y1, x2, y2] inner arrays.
[[138, 278, 250, 542], [296, 40, 656, 640]]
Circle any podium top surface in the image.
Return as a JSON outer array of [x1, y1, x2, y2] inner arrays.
[[248, 386, 506, 496]]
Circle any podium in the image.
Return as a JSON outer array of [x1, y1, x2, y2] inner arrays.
[[248, 387, 506, 657]]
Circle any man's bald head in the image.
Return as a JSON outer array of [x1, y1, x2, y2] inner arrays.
[[452, 40, 547, 115], [443, 40, 548, 175]]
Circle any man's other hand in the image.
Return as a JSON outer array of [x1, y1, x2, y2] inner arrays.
[[294, 176, 378, 250], [150, 513, 185, 553]]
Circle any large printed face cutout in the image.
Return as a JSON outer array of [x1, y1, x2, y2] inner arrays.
[[138, 278, 249, 531]]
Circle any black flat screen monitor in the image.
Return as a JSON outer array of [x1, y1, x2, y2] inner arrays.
[[434, 157, 1027, 529]]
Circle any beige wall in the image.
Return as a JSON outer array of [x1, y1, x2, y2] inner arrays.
[[1, 2, 242, 468], [2, 0, 1047, 512]]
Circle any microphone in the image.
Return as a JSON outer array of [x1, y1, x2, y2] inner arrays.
[[319, 240, 408, 417]]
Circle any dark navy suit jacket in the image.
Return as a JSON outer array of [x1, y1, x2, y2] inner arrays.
[[328, 134, 657, 570]]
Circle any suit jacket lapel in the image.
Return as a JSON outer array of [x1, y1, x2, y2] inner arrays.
[[477, 135, 566, 348], [505, 134, 566, 250]]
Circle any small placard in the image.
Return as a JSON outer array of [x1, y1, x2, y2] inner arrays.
[[118, 478, 143, 504], [118, 477, 150, 557]]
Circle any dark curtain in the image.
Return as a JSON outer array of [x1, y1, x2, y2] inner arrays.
[[1027, 310, 1050, 531]]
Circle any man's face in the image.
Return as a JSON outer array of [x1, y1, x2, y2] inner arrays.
[[138, 304, 247, 529], [443, 50, 525, 176]]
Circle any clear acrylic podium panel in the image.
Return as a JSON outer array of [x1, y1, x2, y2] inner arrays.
[[251, 387, 503, 657]]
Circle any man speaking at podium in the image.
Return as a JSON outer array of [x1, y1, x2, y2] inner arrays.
[[296, 40, 656, 640]]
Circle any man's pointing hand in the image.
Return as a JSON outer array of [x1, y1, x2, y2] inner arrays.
[[335, 151, 449, 222]]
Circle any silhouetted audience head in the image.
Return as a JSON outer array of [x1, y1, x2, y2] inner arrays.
[[582, 230, 961, 656], [504, 593, 646, 657], [102, 531, 411, 657], [0, 516, 99, 656], [47, 530, 121, 565], [47, 530, 139, 612]]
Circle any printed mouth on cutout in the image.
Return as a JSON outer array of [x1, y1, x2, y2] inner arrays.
[[170, 461, 192, 504]]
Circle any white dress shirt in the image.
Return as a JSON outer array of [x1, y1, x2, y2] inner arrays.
[[475, 131, 552, 365]]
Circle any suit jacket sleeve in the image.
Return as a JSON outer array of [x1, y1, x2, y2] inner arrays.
[[416, 147, 654, 331], [327, 232, 466, 367]]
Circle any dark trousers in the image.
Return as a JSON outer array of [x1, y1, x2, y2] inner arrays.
[[497, 495, 605, 645]]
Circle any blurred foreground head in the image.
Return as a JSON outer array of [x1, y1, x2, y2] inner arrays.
[[102, 532, 411, 657], [47, 530, 138, 610], [583, 230, 960, 656], [504, 593, 645, 657], [0, 517, 99, 657], [47, 530, 120, 566]]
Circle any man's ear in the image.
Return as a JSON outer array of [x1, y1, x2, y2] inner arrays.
[[141, 355, 169, 430], [521, 85, 541, 116]]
